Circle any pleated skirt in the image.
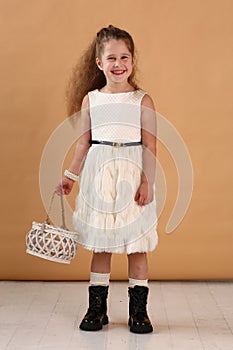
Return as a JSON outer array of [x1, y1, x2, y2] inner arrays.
[[72, 145, 158, 254]]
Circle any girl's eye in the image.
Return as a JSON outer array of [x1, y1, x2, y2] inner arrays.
[[122, 56, 128, 59], [107, 57, 115, 61]]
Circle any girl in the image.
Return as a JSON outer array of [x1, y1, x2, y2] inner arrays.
[[56, 25, 158, 333]]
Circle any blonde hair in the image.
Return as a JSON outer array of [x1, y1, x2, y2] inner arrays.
[[66, 25, 139, 116]]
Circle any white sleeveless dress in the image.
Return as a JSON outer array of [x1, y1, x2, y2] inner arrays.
[[72, 89, 158, 254]]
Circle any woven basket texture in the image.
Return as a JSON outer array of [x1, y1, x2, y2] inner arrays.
[[26, 221, 78, 264]]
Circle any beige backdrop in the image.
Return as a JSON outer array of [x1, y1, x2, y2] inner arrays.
[[0, 0, 232, 280]]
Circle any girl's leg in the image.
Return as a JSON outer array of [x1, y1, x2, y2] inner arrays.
[[79, 252, 112, 332], [127, 252, 148, 283], [127, 252, 153, 334], [91, 252, 112, 274]]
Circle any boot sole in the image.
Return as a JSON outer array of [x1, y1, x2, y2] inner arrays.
[[79, 315, 109, 331], [129, 325, 153, 334], [128, 318, 153, 334]]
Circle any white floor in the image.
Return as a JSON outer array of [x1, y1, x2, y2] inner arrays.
[[0, 281, 232, 350]]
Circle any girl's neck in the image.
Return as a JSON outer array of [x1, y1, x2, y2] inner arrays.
[[99, 83, 135, 94]]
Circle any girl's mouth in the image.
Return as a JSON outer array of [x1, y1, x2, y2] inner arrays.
[[111, 70, 126, 75]]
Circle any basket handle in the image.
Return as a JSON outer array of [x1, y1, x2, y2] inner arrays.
[[45, 190, 68, 230]]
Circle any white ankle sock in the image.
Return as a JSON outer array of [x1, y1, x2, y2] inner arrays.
[[129, 278, 148, 288], [90, 272, 110, 286]]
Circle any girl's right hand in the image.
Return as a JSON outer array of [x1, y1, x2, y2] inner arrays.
[[55, 177, 74, 195]]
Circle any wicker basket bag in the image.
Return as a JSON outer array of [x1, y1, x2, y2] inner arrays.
[[26, 191, 78, 264]]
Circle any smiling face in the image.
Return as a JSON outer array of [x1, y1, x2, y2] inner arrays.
[[96, 39, 134, 88]]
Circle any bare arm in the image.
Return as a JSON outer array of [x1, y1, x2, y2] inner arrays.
[[56, 94, 91, 195], [134, 94, 157, 205], [141, 94, 157, 185], [67, 94, 91, 175]]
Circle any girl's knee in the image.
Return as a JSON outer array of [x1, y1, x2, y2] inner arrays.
[[128, 253, 148, 273], [93, 252, 112, 261], [127, 252, 147, 261]]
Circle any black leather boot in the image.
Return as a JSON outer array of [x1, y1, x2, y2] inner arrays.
[[79, 285, 109, 331], [128, 285, 153, 333]]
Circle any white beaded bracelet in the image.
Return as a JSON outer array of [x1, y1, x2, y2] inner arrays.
[[64, 169, 79, 182]]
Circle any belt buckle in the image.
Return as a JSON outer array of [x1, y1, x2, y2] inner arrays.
[[112, 142, 122, 147]]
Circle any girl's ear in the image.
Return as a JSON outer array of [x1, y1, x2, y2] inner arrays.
[[96, 57, 103, 70]]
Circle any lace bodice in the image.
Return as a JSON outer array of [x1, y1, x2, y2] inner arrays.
[[88, 89, 147, 143]]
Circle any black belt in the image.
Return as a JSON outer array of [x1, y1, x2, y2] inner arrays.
[[90, 140, 142, 147]]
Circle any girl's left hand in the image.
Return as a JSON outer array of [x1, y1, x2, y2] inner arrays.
[[134, 181, 154, 206]]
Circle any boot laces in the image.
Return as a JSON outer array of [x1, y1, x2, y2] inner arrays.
[[131, 288, 147, 314], [88, 287, 107, 314]]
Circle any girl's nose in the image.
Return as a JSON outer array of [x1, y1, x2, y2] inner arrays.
[[113, 59, 120, 67]]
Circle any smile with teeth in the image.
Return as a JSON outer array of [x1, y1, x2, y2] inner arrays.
[[111, 70, 126, 75]]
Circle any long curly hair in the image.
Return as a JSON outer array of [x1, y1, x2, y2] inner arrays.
[[66, 25, 139, 116]]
